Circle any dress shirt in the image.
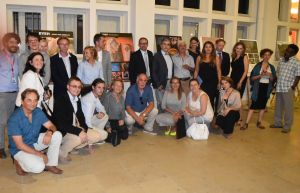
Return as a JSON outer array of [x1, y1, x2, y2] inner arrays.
[[172, 54, 194, 78], [0, 51, 19, 92], [59, 52, 71, 78], [140, 50, 150, 77], [81, 91, 106, 128], [67, 91, 79, 126], [77, 60, 104, 84], [161, 50, 173, 79]]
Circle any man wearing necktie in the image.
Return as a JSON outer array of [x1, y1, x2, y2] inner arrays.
[[129, 37, 153, 85], [215, 39, 230, 76]]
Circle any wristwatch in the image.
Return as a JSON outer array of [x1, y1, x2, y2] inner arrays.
[[142, 113, 147, 117]]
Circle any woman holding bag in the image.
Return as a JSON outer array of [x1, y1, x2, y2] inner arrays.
[[215, 76, 241, 138], [103, 79, 128, 145], [156, 77, 186, 136], [184, 78, 214, 128]]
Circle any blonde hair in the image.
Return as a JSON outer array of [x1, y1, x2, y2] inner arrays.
[[83, 46, 98, 61]]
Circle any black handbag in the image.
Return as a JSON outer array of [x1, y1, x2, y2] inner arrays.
[[176, 115, 186, 139], [105, 129, 121, 147]]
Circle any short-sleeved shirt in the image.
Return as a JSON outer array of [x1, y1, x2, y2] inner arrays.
[[7, 107, 48, 156], [125, 84, 154, 113], [276, 56, 300, 92]]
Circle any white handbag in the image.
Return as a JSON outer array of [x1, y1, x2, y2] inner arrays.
[[186, 117, 209, 140]]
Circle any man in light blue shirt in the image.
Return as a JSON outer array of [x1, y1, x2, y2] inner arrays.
[[0, 33, 21, 159]]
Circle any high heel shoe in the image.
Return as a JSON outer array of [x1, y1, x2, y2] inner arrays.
[[256, 121, 265, 129], [164, 127, 171, 136], [240, 123, 248, 130]]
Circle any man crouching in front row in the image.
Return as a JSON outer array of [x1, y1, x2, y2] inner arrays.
[[8, 88, 63, 175]]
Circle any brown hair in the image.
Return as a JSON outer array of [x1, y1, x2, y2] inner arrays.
[[170, 76, 183, 100], [110, 78, 124, 94], [231, 42, 246, 60], [67, 76, 82, 86], [21, 88, 39, 101], [2, 32, 21, 45], [215, 39, 226, 45], [201, 41, 217, 68], [221, 76, 234, 87], [57, 36, 70, 45], [259, 48, 273, 58], [138, 37, 148, 44], [83, 46, 98, 61]]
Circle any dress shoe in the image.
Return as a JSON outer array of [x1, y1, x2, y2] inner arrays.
[[269, 124, 283, 128], [0, 148, 7, 159], [44, 166, 63, 174], [281, 129, 290, 134]]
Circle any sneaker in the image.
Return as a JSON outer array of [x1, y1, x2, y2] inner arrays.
[[169, 131, 176, 136], [94, 141, 106, 145], [143, 129, 157, 136], [164, 129, 171, 136]]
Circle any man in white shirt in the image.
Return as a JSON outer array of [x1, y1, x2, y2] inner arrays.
[[81, 78, 108, 140], [93, 34, 112, 87]]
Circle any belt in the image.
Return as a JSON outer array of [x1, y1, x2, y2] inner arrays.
[[180, 77, 190, 81]]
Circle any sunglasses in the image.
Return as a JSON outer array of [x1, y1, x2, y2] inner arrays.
[[139, 97, 144, 105]]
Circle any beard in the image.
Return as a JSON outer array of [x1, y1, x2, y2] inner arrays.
[[7, 46, 19, 53]]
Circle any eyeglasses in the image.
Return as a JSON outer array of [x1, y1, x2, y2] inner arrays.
[[69, 85, 82, 89], [139, 97, 144, 105]]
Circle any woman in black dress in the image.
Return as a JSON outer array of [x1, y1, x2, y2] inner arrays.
[[194, 41, 221, 109], [240, 49, 276, 130], [230, 42, 249, 124], [188, 37, 201, 64]]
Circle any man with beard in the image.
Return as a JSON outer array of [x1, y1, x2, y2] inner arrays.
[[0, 33, 21, 159]]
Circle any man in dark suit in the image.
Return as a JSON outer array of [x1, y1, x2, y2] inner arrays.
[[50, 37, 78, 100], [129, 37, 153, 85], [152, 38, 174, 111], [215, 39, 231, 76], [53, 77, 102, 163]]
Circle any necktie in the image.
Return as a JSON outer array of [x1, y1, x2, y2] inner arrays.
[[218, 52, 223, 62], [144, 52, 150, 77]]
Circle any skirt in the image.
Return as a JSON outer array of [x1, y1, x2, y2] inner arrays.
[[250, 83, 269, 110]]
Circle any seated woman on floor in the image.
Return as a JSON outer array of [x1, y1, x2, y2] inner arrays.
[[156, 77, 186, 136]]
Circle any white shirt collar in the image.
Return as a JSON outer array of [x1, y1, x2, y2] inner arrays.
[[67, 91, 78, 102], [59, 52, 71, 58], [161, 50, 168, 55]]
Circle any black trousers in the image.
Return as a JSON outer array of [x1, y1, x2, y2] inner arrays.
[[216, 110, 240, 134], [108, 120, 128, 140]]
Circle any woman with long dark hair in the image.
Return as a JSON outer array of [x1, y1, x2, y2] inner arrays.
[[16, 52, 48, 108], [194, 41, 221, 109], [156, 77, 186, 136], [188, 37, 201, 64]]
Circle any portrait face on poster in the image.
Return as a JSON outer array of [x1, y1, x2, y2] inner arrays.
[[100, 33, 134, 81]]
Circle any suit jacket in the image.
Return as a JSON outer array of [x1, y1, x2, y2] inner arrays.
[[220, 51, 230, 76], [129, 49, 153, 84], [50, 53, 78, 99], [101, 50, 112, 84], [53, 92, 88, 136], [152, 51, 174, 89]]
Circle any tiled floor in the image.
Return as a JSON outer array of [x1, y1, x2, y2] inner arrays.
[[0, 104, 300, 193]]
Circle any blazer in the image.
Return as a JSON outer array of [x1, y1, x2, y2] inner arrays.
[[50, 53, 78, 99], [129, 49, 153, 84], [53, 92, 88, 136], [101, 50, 112, 84], [152, 51, 174, 89], [220, 51, 231, 76]]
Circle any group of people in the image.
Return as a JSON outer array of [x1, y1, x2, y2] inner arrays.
[[0, 31, 299, 176]]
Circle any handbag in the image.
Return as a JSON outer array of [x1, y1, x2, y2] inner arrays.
[[186, 117, 209, 140], [176, 115, 186, 139], [105, 129, 121, 147]]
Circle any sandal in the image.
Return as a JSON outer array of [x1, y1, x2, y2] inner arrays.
[[236, 119, 243, 126], [256, 122, 265, 129], [240, 123, 248, 130]]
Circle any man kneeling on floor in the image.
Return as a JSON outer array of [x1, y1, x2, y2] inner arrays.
[[8, 89, 63, 175], [125, 73, 158, 135], [53, 77, 103, 163]]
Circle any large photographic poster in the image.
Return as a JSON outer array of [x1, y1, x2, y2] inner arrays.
[[35, 30, 74, 57], [199, 36, 219, 50], [155, 35, 182, 55], [276, 41, 289, 61], [239, 39, 260, 75], [100, 33, 134, 81]]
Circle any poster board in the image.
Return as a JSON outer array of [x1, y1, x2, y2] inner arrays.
[[34, 30, 74, 57], [100, 33, 134, 81], [238, 39, 260, 76], [276, 41, 289, 61], [155, 35, 182, 55]]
